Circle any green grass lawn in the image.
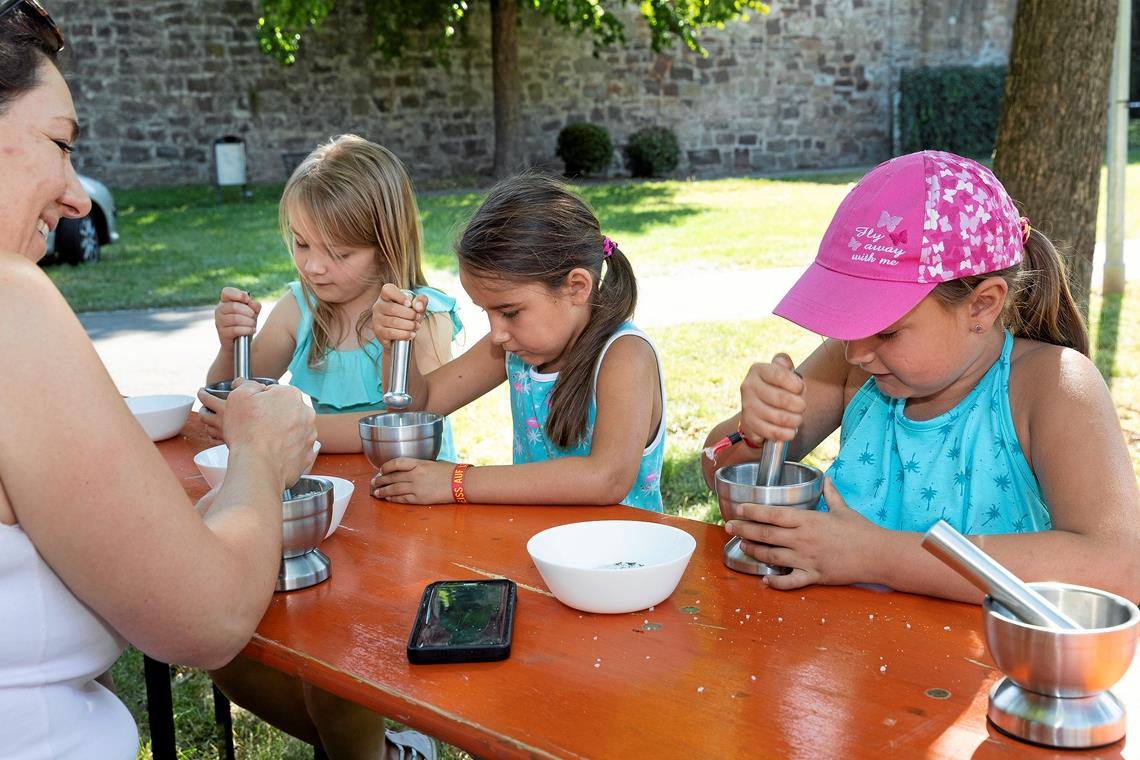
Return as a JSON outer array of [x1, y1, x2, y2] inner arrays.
[[78, 165, 1140, 758], [48, 175, 859, 312], [51, 156, 1140, 314]]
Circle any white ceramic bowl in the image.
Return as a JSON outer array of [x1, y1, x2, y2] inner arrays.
[[193, 441, 321, 488], [315, 475, 355, 539], [125, 394, 194, 441], [526, 520, 697, 614]]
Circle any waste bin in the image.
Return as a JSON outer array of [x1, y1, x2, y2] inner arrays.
[[213, 135, 250, 201]]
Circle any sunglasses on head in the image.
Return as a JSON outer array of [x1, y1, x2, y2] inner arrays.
[[0, 0, 64, 53]]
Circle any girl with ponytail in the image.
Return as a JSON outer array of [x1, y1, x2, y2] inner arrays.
[[370, 172, 666, 511], [702, 150, 1140, 603]]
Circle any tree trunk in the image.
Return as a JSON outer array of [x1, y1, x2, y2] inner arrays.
[[490, 0, 523, 178], [992, 0, 1116, 320]]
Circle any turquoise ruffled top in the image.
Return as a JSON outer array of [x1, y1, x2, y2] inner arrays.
[[285, 280, 461, 462]]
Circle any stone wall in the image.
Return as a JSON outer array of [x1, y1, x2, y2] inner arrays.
[[52, 0, 1014, 187]]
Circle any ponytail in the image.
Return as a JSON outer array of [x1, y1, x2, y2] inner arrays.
[[933, 228, 1089, 356], [546, 245, 637, 448], [1004, 229, 1089, 356]]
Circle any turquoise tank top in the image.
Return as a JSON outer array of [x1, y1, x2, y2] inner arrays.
[[506, 323, 666, 512], [285, 280, 461, 462], [826, 330, 1050, 535]]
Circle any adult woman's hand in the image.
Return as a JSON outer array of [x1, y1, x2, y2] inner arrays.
[[223, 380, 316, 491]]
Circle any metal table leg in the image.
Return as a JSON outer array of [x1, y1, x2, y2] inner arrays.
[[142, 655, 176, 760], [213, 683, 236, 760]]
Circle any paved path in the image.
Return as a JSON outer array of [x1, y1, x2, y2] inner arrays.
[[80, 242, 1140, 399]]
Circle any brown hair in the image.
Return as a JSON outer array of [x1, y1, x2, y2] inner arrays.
[[932, 228, 1089, 356], [279, 134, 430, 367], [0, 3, 62, 115], [456, 173, 638, 448]]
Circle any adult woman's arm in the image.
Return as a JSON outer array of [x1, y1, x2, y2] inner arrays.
[[0, 255, 316, 668]]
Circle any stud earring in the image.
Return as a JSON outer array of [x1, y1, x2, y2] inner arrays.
[[972, 324, 983, 333]]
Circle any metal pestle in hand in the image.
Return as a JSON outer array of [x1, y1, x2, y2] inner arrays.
[[922, 520, 1081, 630], [204, 332, 277, 399], [382, 289, 415, 409], [234, 334, 250, 381], [756, 438, 788, 487]]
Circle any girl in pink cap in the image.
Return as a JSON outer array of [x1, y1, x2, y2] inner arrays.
[[702, 150, 1140, 603]]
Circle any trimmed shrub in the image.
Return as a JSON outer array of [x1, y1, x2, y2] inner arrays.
[[624, 126, 680, 178], [897, 65, 1006, 159], [555, 123, 613, 177]]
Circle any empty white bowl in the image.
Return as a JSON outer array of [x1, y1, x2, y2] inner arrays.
[[125, 394, 194, 441], [194, 441, 321, 488], [526, 520, 697, 614], [315, 475, 355, 539]]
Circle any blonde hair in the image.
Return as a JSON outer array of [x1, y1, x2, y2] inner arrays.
[[279, 134, 428, 367]]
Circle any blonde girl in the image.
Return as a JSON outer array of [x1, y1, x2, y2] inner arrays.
[[201, 134, 461, 456], [204, 134, 449, 758]]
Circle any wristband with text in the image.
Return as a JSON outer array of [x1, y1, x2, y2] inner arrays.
[[451, 463, 473, 504]]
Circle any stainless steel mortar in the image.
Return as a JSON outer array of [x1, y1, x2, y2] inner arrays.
[[277, 476, 334, 592], [714, 451, 823, 575]]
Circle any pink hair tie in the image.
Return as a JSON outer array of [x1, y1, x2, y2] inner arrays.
[[1019, 216, 1031, 244], [602, 236, 617, 258]]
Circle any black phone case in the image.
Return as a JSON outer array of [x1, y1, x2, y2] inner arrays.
[[406, 579, 517, 664]]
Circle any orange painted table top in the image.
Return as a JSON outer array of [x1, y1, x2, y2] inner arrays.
[[160, 421, 1139, 759]]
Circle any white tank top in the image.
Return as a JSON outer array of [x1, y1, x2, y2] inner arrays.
[[0, 523, 138, 758]]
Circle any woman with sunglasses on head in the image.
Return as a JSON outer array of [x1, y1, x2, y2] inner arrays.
[[0, 3, 318, 755]]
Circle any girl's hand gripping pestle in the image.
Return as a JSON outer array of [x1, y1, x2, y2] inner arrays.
[[382, 289, 416, 409], [922, 520, 1081, 630], [752, 353, 798, 486]]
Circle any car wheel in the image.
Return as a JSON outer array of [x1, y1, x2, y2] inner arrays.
[[56, 215, 101, 265]]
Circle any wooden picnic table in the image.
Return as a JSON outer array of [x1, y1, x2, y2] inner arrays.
[[157, 419, 1139, 759]]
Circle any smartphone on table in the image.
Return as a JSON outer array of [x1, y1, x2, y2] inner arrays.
[[406, 578, 517, 664]]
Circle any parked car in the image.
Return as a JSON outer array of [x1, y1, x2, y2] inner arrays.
[[45, 175, 119, 265]]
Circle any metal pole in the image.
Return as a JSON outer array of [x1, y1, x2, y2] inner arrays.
[[1104, 0, 1130, 294]]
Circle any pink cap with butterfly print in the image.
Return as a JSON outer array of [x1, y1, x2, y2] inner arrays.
[[773, 150, 1024, 340]]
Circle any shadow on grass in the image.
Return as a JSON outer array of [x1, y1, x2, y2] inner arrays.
[[1095, 292, 1123, 389], [114, 183, 287, 211], [421, 180, 705, 258], [579, 181, 701, 236]]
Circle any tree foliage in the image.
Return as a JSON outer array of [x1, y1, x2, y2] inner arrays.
[[258, 0, 770, 66]]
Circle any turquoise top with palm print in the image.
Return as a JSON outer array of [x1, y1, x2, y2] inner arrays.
[[506, 322, 666, 512], [825, 330, 1050, 535]]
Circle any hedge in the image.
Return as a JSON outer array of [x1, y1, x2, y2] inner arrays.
[[897, 66, 1006, 159]]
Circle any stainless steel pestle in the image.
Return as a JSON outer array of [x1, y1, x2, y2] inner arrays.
[[757, 438, 788, 487], [382, 289, 415, 409], [922, 520, 1081, 630], [234, 334, 251, 381]]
